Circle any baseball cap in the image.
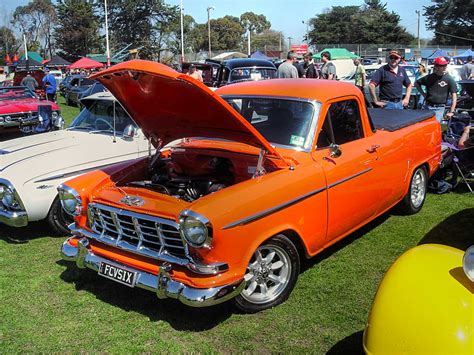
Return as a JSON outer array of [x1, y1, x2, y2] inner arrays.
[[388, 50, 401, 59], [433, 57, 449, 66]]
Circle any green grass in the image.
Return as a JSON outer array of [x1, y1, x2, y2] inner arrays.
[[57, 95, 80, 126], [1, 193, 473, 353]]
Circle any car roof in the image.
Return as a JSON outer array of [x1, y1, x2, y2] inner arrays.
[[216, 78, 362, 103], [222, 58, 276, 70], [80, 91, 114, 102]]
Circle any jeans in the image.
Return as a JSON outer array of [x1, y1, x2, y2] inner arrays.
[[422, 103, 445, 123], [383, 101, 403, 110]]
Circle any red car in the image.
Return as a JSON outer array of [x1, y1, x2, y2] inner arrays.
[[0, 86, 63, 138]]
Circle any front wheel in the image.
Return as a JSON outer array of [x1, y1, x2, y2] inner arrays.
[[234, 234, 300, 313], [47, 196, 74, 236], [399, 166, 428, 215]]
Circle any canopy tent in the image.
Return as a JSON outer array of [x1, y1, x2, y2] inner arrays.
[[313, 48, 359, 60], [452, 49, 474, 61], [424, 49, 450, 64], [211, 52, 248, 61], [20, 51, 43, 63], [251, 51, 272, 60], [44, 55, 71, 67], [15, 58, 44, 69], [68, 57, 104, 69]]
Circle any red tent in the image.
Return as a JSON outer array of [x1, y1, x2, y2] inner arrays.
[[68, 57, 104, 70]]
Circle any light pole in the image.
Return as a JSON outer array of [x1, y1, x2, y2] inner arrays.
[[180, 0, 184, 63], [415, 10, 421, 53], [302, 20, 309, 45], [104, 0, 110, 67], [288, 36, 292, 50], [207, 6, 214, 58]]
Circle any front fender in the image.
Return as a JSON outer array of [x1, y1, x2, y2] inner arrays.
[[364, 244, 473, 354]]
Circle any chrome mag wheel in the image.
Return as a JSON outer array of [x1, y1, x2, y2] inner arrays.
[[410, 168, 426, 209]]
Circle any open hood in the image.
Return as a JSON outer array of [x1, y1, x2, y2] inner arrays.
[[90, 60, 286, 162]]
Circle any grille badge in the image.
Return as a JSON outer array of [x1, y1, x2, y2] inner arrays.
[[120, 195, 145, 207]]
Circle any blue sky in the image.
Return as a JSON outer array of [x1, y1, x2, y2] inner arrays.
[[1, 0, 434, 44]]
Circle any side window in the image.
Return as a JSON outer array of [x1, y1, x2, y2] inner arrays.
[[316, 100, 363, 148]]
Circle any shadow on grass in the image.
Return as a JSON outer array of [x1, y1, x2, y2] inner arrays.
[[57, 260, 234, 331], [0, 220, 58, 244], [327, 330, 364, 355], [418, 207, 474, 251], [300, 213, 390, 273]]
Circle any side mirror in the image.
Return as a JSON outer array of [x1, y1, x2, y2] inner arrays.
[[329, 143, 342, 158], [122, 124, 136, 140]]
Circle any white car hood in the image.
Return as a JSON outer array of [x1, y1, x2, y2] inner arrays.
[[0, 129, 137, 185]]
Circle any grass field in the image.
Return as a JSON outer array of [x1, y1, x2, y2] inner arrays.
[[1, 99, 473, 353]]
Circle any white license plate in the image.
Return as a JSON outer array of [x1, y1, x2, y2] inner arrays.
[[98, 262, 137, 287]]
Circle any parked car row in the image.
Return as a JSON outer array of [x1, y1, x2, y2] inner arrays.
[[59, 74, 106, 107]]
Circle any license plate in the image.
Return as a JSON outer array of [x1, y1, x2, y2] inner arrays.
[[98, 262, 137, 287]]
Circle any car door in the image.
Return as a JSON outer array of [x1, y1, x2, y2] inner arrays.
[[312, 97, 384, 244]]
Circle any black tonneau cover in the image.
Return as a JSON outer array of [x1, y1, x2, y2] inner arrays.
[[368, 109, 435, 132]]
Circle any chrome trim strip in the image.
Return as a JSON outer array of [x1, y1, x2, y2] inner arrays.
[[0, 138, 68, 155], [327, 168, 372, 189], [0, 147, 67, 172], [222, 186, 326, 230], [60, 237, 243, 307], [222, 168, 373, 230]]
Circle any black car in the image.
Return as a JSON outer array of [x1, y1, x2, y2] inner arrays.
[[64, 77, 96, 106]]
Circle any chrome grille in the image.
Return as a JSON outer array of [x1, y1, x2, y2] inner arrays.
[[0, 111, 38, 127], [88, 203, 186, 259]]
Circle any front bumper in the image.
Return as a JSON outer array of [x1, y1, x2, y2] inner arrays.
[[61, 237, 245, 307], [0, 206, 28, 227]]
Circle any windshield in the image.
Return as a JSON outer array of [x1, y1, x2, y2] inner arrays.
[[224, 97, 318, 150], [229, 67, 277, 83], [69, 99, 136, 134], [0, 87, 35, 101]]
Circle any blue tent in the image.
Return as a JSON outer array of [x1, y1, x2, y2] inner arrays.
[[452, 49, 474, 61], [251, 51, 271, 60], [424, 49, 450, 64]]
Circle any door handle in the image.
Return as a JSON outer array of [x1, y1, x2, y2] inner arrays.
[[366, 144, 380, 153]]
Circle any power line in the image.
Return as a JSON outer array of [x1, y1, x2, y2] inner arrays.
[[435, 31, 474, 42]]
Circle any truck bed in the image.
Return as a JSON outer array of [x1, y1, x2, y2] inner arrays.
[[368, 109, 435, 132]]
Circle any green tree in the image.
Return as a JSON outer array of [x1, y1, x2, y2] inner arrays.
[[55, 0, 102, 61], [240, 12, 270, 34], [0, 26, 18, 64], [251, 29, 281, 52], [424, 0, 474, 45]]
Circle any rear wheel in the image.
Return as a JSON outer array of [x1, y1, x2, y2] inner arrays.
[[47, 196, 74, 236], [234, 234, 300, 313], [399, 166, 428, 215]]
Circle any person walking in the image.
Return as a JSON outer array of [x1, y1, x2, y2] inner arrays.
[[277, 51, 299, 79], [415, 57, 457, 123], [303, 52, 319, 79], [353, 58, 366, 91], [369, 49, 412, 110], [320, 51, 336, 80], [460, 55, 474, 80], [42, 68, 57, 102], [21, 72, 38, 92]]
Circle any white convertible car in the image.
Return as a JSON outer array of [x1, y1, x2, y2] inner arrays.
[[0, 92, 150, 234]]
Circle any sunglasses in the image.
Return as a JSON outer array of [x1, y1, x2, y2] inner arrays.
[[389, 56, 400, 60]]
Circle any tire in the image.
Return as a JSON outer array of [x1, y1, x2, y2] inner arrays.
[[47, 196, 74, 236], [399, 166, 428, 215], [234, 234, 300, 313]]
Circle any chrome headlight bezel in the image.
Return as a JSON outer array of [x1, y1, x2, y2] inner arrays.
[[57, 184, 82, 216], [0, 179, 25, 211], [179, 210, 212, 248], [463, 245, 474, 282]]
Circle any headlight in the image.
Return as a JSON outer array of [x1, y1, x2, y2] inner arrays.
[[0, 182, 24, 211], [57, 184, 82, 216], [52, 111, 59, 119], [463, 245, 474, 282], [179, 211, 212, 248]]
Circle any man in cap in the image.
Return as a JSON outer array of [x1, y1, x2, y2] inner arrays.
[[20, 72, 38, 91], [369, 49, 412, 110], [42, 68, 57, 102], [415, 56, 457, 123]]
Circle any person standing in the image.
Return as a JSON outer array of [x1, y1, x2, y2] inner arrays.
[[303, 52, 319, 79], [353, 58, 366, 91], [277, 51, 299, 79], [369, 50, 412, 110], [460, 55, 474, 80], [186, 64, 203, 82], [42, 68, 57, 102], [320, 51, 336, 80], [415, 57, 457, 123], [21, 72, 38, 92], [415, 63, 428, 108]]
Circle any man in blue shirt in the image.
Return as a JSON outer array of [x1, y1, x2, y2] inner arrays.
[[369, 50, 412, 110], [42, 68, 57, 102]]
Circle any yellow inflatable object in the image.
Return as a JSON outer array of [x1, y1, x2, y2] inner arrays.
[[363, 244, 473, 354]]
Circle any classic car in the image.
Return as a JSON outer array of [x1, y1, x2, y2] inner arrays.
[[59, 60, 441, 312], [0, 86, 63, 139], [65, 78, 98, 106], [13, 69, 46, 98], [0, 92, 150, 235], [363, 244, 473, 354], [59, 74, 86, 98]]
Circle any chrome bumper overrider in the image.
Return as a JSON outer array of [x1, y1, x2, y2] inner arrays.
[[0, 207, 28, 227], [60, 237, 245, 307]]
